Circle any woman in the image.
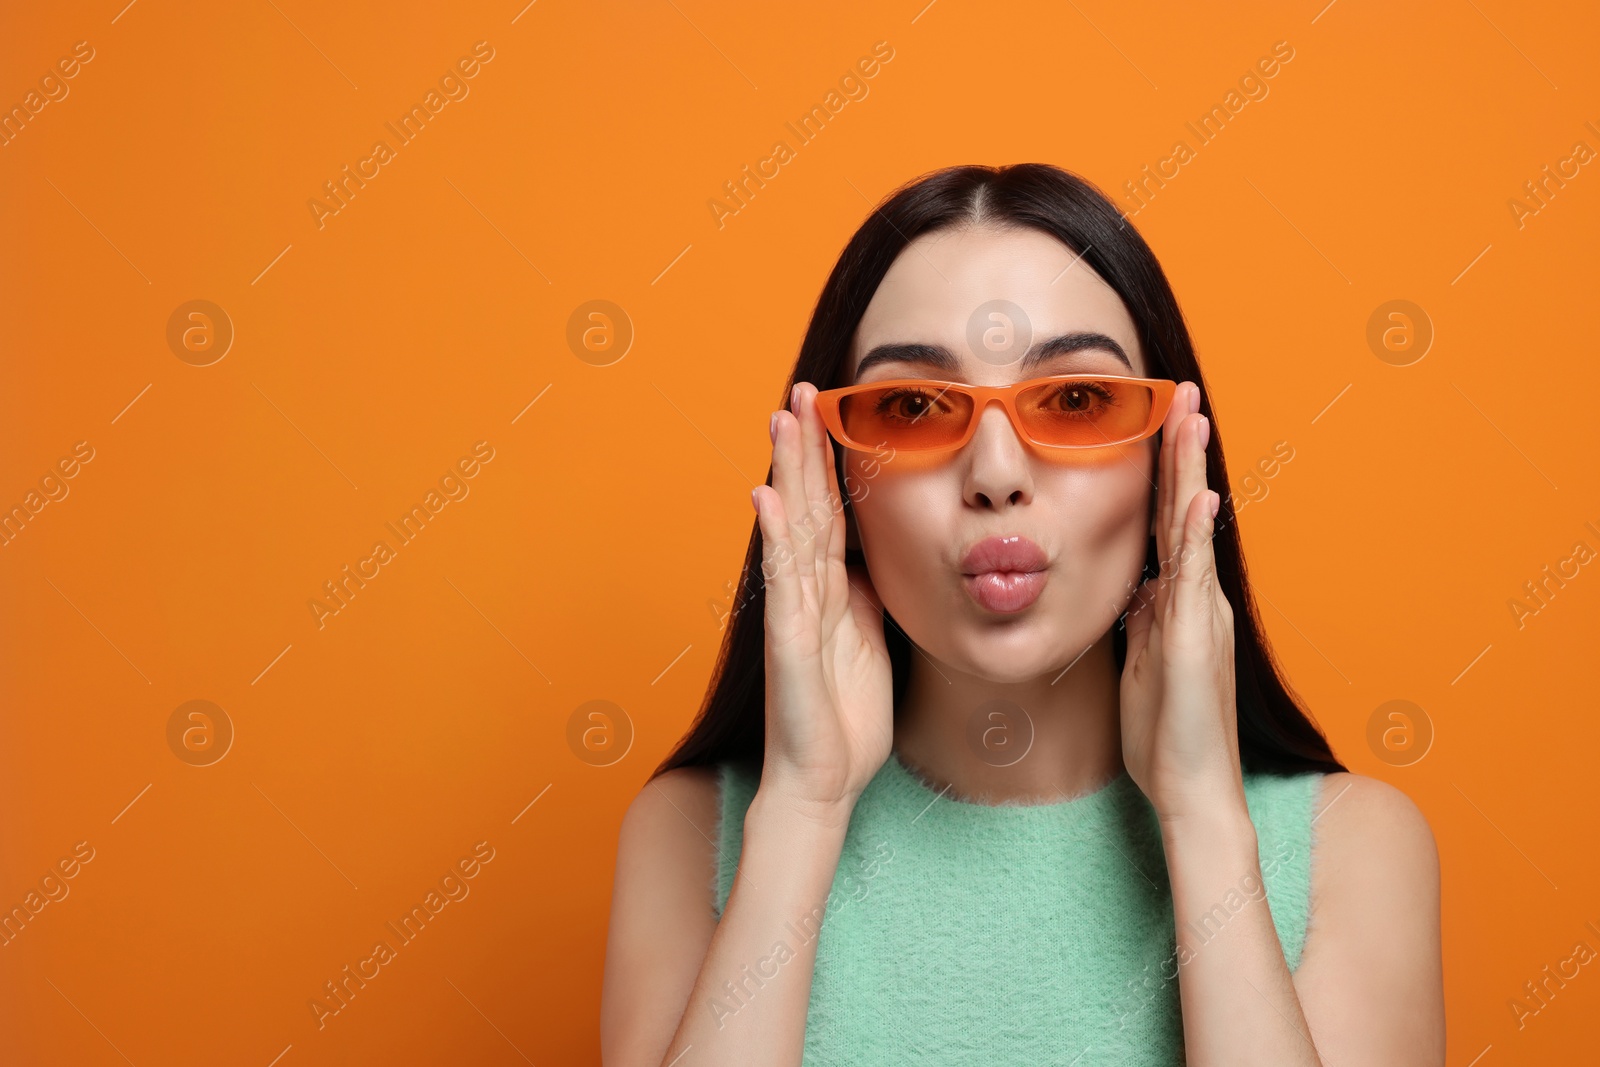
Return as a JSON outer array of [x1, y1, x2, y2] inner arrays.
[[601, 163, 1444, 1065]]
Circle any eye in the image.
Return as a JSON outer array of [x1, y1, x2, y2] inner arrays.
[[1044, 380, 1118, 417], [873, 386, 952, 422]]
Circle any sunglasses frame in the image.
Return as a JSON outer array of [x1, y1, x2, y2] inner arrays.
[[814, 373, 1179, 453]]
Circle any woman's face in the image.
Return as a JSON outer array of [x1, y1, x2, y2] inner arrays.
[[842, 223, 1157, 682]]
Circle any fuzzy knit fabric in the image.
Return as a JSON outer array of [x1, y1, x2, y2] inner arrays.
[[712, 749, 1325, 1064]]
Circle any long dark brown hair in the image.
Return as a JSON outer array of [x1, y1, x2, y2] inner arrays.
[[654, 163, 1345, 781]]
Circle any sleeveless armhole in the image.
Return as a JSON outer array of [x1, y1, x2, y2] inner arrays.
[[1243, 770, 1326, 973], [713, 760, 759, 920]]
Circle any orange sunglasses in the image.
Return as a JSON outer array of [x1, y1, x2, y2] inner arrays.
[[814, 373, 1178, 453]]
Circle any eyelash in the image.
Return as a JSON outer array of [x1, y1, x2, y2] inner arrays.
[[1047, 380, 1118, 411], [871, 381, 1120, 415], [873, 386, 946, 419]]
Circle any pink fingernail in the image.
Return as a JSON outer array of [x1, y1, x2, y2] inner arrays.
[[1209, 491, 1220, 518], [770, 412, 779, 441], [751, 487, 761, 512]]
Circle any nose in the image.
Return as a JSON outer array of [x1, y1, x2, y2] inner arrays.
[[961, 398, 1034, 509]]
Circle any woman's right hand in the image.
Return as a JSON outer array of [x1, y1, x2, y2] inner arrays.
[[751, 381, 894, 823]]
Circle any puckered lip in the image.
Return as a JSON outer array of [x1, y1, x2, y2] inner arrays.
[[959, 534, 1048, 576]]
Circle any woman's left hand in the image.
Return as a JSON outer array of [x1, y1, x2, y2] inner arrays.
[[1119, 380, 1245, 823]]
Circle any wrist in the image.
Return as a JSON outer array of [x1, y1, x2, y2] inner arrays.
[[749, 782, 857, 836], [1148, 766, 1249, 825], [1158, 796, 1258, 855]]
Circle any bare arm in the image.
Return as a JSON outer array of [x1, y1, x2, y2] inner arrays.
[[600, 767, 719, 1066], [602, 769, 855, 1067], [1163, 772, 1444, 1065], [672, 789, 850, 1064], [1292, 773, 1445, 1063]]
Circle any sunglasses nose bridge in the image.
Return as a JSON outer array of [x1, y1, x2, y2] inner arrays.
[[965, 388, 1031, 447]]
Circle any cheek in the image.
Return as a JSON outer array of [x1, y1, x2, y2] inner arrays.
[[846, 469, 952, 609], [1040, 464, 1155, 615]]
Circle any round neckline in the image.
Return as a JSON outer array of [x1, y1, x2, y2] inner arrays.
[[884, 748, 1138, 815]]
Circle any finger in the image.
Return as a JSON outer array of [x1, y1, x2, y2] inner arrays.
[[778, 385, 817, 581], [752, 482, 801, 637], [1164, 408, 1207, 578], [1171, 483, 1220, 625], [770, 394, 819, 607], [793, 382, 836, 575], [821, 432, 848, 571], [1154, 381, 1192, 577]]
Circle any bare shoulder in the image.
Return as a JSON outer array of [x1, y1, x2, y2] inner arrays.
[[1309, 770, 1439, 879], [1294, 771, 1444, 1063], [614, 764, 724, 913], [1304, 770, 1440, 927], [622, 765, 723, 846], [602, 765, 725, 1065]]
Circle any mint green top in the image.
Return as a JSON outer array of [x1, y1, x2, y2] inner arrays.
[[714, 750, 1325, 1064]]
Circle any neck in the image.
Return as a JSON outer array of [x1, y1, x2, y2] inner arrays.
[[893, 630, 1125, 805]]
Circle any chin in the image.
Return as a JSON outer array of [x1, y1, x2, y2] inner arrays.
[[942, 622, 1071, 683]]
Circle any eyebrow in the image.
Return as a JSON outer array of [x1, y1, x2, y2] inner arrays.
[[853, 331, 1134, 383]]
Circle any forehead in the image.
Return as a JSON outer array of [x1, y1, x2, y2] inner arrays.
[[849, 224, 1146, 382]]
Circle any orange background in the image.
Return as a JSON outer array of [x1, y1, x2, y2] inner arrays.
[[2, 1, 1598, 1063]]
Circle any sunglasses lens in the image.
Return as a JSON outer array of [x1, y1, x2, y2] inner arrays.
[[838, 383, 976, 450], [836, 378, 1156, 450], [1015, 378, 1156, 447]]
